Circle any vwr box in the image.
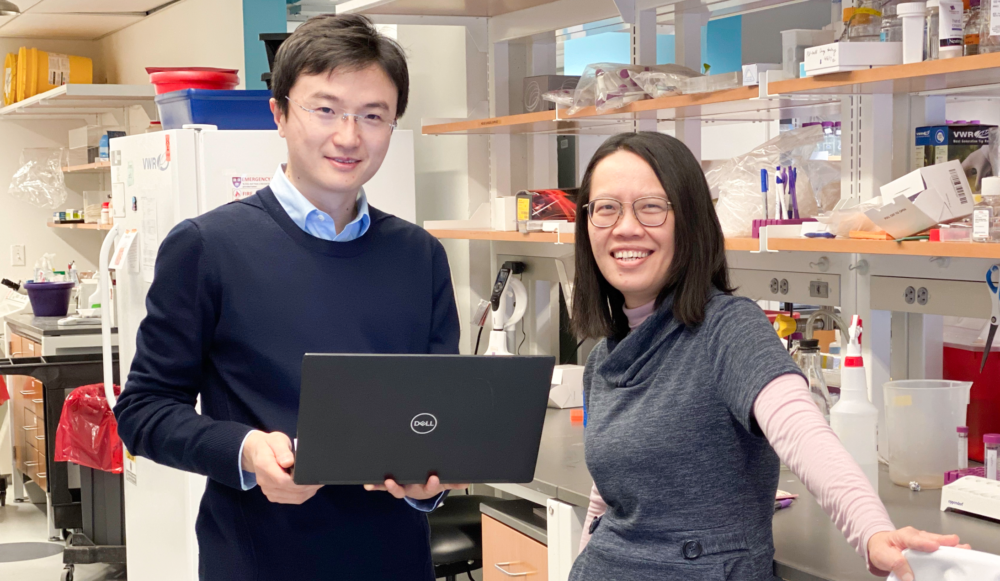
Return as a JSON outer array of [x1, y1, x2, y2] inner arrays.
[[915, 124, 995, 195]]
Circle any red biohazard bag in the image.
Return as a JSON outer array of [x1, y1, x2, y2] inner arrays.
[[0, 376, 9, 405], [54, 383, 123, 473]]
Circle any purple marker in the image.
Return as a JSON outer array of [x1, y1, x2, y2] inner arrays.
[[773, 499, 793, 511]]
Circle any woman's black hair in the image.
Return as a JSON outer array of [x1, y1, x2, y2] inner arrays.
[[571, 132, 734, 341]]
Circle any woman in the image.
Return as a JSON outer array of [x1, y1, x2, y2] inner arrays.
[[570, 132, 965, 581]]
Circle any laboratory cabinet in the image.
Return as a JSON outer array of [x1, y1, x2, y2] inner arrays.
[[483, 514, 549, 581], [8, 331, 48, 491]]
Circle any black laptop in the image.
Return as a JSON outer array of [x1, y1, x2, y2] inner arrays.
[[292, 354, 555, 485]]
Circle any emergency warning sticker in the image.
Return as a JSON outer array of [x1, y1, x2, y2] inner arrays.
[[228, 174, 272, 202]]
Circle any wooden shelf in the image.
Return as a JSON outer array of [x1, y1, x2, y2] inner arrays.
[[765, 237, 1000, 259], [62, 162, 110, 174], [427, 228, 576, 243], [771, 52, 1000, 96], [0, 84, 155, 119], [339, 0, 562, 17], [423, 87, 841, 135], [427, 229, 1000, 258], [48, 222, 113, 231]]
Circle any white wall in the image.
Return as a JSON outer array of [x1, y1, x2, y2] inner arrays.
[[0, 120, 105, 281], [395, 24, 486, 353], [100, 0, 245, 87], [1, 38, 106, 282]]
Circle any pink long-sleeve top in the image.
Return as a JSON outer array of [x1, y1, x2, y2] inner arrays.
[[577, 301, 896, 575]]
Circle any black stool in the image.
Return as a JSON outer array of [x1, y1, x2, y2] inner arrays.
[[429, 494, 509, 581]]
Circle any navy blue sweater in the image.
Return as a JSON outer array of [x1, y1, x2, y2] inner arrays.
[[114, 187, 461, 581]]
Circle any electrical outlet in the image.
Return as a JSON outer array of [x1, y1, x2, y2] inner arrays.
[[904, 286, 916, 304], [809, 280, 830, 299], [779, 279, 789, 295], [770, 278, 780, 294], [917, 287, 929, 306], [10, 244, 25, 267]]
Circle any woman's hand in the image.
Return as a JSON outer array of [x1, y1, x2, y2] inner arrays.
[[868, 527, 970, 580]]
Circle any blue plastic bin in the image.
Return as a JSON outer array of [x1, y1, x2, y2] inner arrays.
[[154, 89, 276, 130]]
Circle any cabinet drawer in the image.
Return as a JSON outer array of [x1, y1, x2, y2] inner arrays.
[[30, 381, 45, 417], [483, 515, 548, 581], [24, 339, 39, 357], [8, 333, 23, 357]]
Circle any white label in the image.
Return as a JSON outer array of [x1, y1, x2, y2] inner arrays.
[[227, 174, 272, 202], [988, 448, 998, 480], [124, 448, 137, 486], [110, 229, 138, 271], [973, 208, 993, 239], [141, 198, 158, 283], [940, 0, 965, 46], [47, 53, 70, 86], [993, 0, 1000, 36]]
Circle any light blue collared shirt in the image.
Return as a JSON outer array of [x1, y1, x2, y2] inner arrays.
[[237, 167, 445, 512], [269, 164, 372, 241]]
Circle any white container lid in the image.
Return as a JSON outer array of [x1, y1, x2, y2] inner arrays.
[[897, 2, 928, 16], [983, 177, 1000, 197]]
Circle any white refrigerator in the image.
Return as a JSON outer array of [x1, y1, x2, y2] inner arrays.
[[103, 126, 416, 581]]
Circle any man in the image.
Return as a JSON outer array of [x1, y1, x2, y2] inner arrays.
[[114, 14, 464, 580]]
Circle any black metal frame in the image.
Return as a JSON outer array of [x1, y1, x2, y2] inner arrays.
[[0, 353, 125, 569]]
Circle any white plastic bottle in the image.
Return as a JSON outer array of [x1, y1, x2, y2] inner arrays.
[[830, 315, 880, 489]]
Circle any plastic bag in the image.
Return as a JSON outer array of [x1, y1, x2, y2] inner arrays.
[[54, 383, 123, 474], [33, 252, 55, 282], [815, 197, 885, 238], [708, 125, 841, 238], [0, 376, 9, 405], [8, 148, 68, 209], [566, 63, 701, 115]]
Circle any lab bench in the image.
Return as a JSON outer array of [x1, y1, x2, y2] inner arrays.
[[491, 409, 1000, 581], [2, 313, 118, 541]]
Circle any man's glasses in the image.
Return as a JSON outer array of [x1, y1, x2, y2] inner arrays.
[[286, 96, 397, 134], [583, 197, 672, 228]]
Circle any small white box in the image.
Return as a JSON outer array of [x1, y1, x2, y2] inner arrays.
[[867, 160, 975, 239], [742, 64, 782, 86], [491, 196, 518, 232], [805, 42, 902, 76], [548, 364, 584, 409]]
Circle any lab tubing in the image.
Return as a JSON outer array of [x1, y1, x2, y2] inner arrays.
[[99, 224, 120, 407]]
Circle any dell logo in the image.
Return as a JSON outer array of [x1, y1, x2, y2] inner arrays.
[[411, 413, 438, 435]]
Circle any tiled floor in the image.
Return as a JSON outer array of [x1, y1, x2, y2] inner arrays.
[[0, 497, 120, 581]]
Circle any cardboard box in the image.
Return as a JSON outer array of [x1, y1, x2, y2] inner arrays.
[[548, 364, 584, 409], [868, 160, 975, 238], [804, 42, 902, 75], [742, 64, 782, 86], [491, 196, 518, 232], [522, 75, 580, 113], [914, 124, 995, 195]]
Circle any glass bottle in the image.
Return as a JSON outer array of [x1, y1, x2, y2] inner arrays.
[[882, 1, 904, 40], [798, 339, 835, 418], [966, 0, 982, 54], [973, 177, 1000, 242], [927, 0, 941, 59], [848, 0, 885, 41], [834, 122, 842, 157], [981, 0, 1000, 51]]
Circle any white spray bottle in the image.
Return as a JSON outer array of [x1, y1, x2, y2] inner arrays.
[[830, 315, 879, 489]]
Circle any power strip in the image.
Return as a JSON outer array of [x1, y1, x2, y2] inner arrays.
[[940, 476, 1000, 521]]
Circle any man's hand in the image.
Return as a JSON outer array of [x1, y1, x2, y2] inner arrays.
[[363, 475, 469, 501], [241, 430, 322, 504], [868, 527, 970, 581]]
